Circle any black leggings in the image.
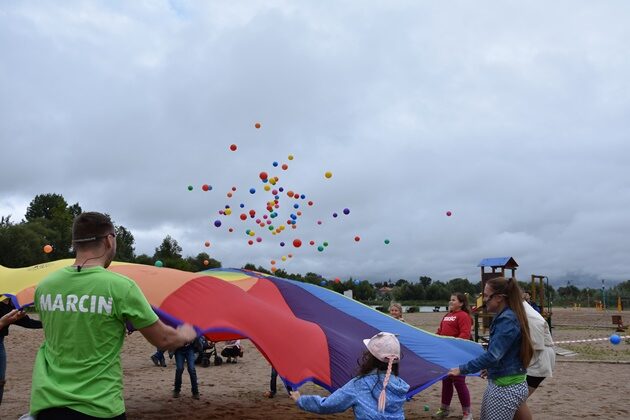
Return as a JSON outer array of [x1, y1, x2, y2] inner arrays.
[[37, 407, 127, 419]]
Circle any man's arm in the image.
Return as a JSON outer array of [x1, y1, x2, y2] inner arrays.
[[139, 320, 197, 352]]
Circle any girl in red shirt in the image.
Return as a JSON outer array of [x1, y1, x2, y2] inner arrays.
[[433, 292, 473, 420]]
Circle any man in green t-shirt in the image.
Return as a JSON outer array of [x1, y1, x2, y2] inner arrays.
[[31, 212, 197, 419]]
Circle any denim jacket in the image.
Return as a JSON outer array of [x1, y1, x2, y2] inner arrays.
[[458, 307, 526, 379]]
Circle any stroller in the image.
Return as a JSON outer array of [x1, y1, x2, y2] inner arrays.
[[194, 336, 223, 367]]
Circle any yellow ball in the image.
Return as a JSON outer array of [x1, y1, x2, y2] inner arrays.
[[264, 185, 271, 191], [325, 171, 332, 179], [288, 154, 294, 161], [225, 208, 232, 215]]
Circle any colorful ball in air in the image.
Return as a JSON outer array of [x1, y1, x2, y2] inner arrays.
[[249, 188, 256, 194], [334, 278, 340, 284], [288, 154, 294, 160], [43, 244, 53, 254], [273, 161, 278, 167], [354, 236, 360, 242], [230, 144, 237, 151], [446, 211, 452, 217], [343, 208, 350, 215], [424, 405, 430, 412], [610, 334, 622, 345], [384, 239, 390, 245], [282, 163, 288, 170], [354, 279, 360, 285], [203, 260, 209, 266], [255, 122, 261, 129], [293, 239, 302, 248], [259, 171, 268, 181], [320, 280, 327, 286], [154, 260, 163, 267], [202, 184, 211, 191], [187, 185, 193, 191], [333, 212, 338, 218], [204, 241, 210, 247], [323, 242, 328, 247], [325, 171, 332, 179], [317, 245, 324, 252], [214, 220, 222, 228], [280, 241, 285, 247]]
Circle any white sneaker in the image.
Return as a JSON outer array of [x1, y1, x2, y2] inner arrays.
[[462, 412, 474, 420]]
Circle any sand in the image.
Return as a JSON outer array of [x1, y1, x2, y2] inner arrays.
[[3, 308, 629, 419]]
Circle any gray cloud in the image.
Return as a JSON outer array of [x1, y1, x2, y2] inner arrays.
[[1, 1, 629, 287]]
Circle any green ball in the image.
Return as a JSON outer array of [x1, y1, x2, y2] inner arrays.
[[384, 239, 390, 244], [154, 260, 163, 267], [187, 185, 193, 191], [424, 405, 429, 411]]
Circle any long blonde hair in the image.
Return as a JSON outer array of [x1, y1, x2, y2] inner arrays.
[[486, 277, 533, 368]]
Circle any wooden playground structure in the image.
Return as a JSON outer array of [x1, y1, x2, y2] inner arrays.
[[473, 256, 552, 342]]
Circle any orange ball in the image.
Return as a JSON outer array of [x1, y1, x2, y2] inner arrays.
[[203, 260, 209, 266], [255, 122, 261, 129], [43, 244, 53, 254]]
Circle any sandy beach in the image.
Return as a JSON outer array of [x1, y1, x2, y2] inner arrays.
[[3, 307, 629, 419]]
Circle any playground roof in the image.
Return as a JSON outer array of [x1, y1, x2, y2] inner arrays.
[[477, 257, 519, 269]]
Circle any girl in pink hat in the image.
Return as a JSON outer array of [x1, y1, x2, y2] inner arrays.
[[291, 332, 409, 419]]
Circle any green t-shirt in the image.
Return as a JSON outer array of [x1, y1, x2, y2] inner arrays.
[[30, 266, 159, 417]]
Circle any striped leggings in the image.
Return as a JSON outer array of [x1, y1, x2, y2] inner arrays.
[[480, 380, 528, 420]]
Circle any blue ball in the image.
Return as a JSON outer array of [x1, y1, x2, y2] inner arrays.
[[249, 188, 256, 194], [273, 161, 278, 167], [214, 220, 221, 228], [610, 334, 622, 345]]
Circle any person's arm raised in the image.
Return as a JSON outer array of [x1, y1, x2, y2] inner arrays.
[[139, 320, 197, 352]]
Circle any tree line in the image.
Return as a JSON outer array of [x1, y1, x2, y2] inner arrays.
[[2, 193, 628, 307]]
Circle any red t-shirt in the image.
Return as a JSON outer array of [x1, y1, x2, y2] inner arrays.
[[437, 309, 472, 339]]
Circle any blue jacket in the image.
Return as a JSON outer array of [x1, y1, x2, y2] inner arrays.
[[297, 371, 410, 419], [459, 307, 526, 379]]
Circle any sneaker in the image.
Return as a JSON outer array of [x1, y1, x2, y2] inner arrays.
[[160, 360, 167, 367], [462, 412, 473, 420], [172, 390, 180, 398], [432, 408, 450, 418], [192, 393, 200, 400], [150, 355, 159, 366]]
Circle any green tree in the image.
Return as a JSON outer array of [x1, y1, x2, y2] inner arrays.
[[186, 253, 221, 272], [426, 281, 451, 301], [446, 277, 478, 296], [134, 253, 153, 266], [114, 226, 135, 262], [419, 276, 432, 288]]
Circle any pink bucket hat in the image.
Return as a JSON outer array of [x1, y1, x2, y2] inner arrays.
[[363, 332, 401, 413]]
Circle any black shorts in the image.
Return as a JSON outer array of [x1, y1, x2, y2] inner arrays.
[[526, 375, 546, 389]]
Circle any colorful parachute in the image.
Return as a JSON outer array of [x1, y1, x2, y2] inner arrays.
[[0, 260, 483, 396]]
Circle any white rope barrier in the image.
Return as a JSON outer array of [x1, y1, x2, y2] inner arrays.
[[554, 335, 630, 345]]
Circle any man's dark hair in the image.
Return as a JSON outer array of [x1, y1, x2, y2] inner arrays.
[[72, 212, 114, 250]]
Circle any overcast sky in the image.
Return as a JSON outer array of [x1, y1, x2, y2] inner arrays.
[[1, 1, 629, 287]]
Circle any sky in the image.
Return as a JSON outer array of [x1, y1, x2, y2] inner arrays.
[[1, 1, 629, 288]]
